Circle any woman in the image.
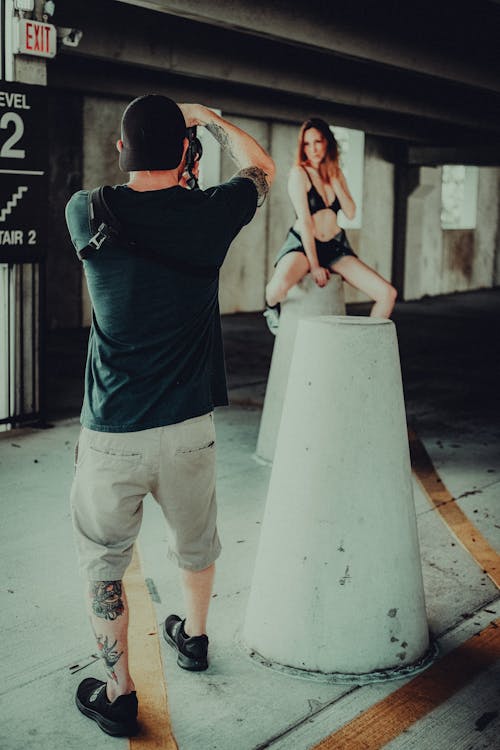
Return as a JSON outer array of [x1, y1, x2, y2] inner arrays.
[[264, 118, 396, 333]]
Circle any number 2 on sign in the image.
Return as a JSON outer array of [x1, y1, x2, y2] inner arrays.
[[28, 230, 36, 244], [0, 113, 25, 159]]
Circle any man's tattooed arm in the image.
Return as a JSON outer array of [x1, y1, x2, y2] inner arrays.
[[90, 580, 124, 621], [236, 166, 270, 206], [206, 122, 237, 163], [203, 112, 274, 204]]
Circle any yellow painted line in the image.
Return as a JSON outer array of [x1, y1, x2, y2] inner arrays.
[[124, 545, 178, 750], [408, 429, 500, 589], [312, 619, 500, 750]]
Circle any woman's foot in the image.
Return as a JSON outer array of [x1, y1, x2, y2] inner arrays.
[[263, 303, 280, 335]]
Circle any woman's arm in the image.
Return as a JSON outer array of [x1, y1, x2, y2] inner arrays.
[[332, 168, 356, 220], [288, 167, 329, 287], [179, 103, 275, 203]]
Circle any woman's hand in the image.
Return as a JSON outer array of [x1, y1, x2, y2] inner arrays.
[[332, 168, 356, 221], [311, 266, 330, 287]]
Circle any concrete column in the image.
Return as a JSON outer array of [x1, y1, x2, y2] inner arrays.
[[244, 316, 431, 680], [219, 116, 270, 314], [404, 166, 443, 299], [256, 274, 345, 464]]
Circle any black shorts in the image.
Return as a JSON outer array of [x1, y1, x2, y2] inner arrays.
[[274, 227, 357, 269]]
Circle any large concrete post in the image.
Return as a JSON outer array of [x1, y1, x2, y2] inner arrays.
[[404, 167, 443, 299], [244, 316, 431, 680], [256, 275, 345, 463]]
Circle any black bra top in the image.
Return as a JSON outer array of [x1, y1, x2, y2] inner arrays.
[[302, 166, 341, 215]]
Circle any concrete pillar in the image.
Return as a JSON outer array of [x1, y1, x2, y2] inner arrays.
[[244, 316, 431, 680], [255, 274, 345, 464], [404, 166, 443, 299], [219, 116, 270, 314]]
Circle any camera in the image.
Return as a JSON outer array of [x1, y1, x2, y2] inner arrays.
[[185, 126, 203, 190]]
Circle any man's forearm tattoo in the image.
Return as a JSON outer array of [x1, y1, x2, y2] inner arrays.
[[237, 166, 270, 206], [95, 634, 123, 683], [206, 122, 236, 161], [90, 581, 124, 621]]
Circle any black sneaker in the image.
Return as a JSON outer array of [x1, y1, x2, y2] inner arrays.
[[263, 303, 280, 335], [75, 677, 138, 737], [162, 614, 209, 671]]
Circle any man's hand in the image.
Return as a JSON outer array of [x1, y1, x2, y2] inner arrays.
[[311, 266, 330, 287], [177, 103, 203, 128], [179, 160, 200, 189]]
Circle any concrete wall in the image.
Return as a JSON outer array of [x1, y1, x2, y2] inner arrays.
[[47, 92, 83, 330], [441, 168, 499, 294], [343, 136, 394, 304], [219, 117, 270, 314], [495, 171, 500, 287], [472, 168, 499, 290], [404, 166, 443, 300], [81, 96, 128, 326], [73, 95, 500, 326], [266, 123, 297, 283], [404, 166, 500, 299]]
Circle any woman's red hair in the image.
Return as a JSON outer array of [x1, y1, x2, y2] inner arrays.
[[295, 117, 340, 182]]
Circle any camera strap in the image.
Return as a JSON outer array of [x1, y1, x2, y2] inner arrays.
[[78, 185, 219, 279]]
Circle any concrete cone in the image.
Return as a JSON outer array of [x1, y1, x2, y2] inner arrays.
[[256, 274, 345, 464], [244, 316, 430, 679]]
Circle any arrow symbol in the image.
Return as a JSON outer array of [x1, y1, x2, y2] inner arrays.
[[0, 186, 28, 222]]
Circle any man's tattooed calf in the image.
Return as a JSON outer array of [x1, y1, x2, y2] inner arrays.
[[91, 581, 124, 620], [96, 634, 123, 683]]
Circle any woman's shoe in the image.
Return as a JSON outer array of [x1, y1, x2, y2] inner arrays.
[[263, 303, 280, 335]]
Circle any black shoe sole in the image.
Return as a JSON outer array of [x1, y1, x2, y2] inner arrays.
[[162, 622, 208, 672], [75, 695, 139, 737]]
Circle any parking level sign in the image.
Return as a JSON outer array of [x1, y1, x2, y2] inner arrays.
[[0, 82, 47, 260]]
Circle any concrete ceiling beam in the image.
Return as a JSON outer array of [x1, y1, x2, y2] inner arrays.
[[114, 0, 500, 93], [50, 57, 484, 147], [408, 145, 500, 167], [55, 2, 500, 136]]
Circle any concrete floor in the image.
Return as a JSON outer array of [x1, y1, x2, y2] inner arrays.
[[1, 289, 500, 749]]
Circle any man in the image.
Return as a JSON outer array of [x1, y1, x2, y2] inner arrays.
[[65, 94, 274, 737]]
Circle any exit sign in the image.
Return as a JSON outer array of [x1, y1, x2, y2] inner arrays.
[[14, 17, 57, 59]]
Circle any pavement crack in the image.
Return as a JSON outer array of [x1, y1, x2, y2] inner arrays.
[[251, 686, 360, 749], [0, 654, 99, 697], [430, 595, 500, 642]]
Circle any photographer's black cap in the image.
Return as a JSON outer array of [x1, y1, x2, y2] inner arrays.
[[119, 94, 186, 172]]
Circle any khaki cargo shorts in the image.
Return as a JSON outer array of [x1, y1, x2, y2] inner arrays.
[[70, 412, 221, 580]]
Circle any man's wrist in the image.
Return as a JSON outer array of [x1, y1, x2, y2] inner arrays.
[[197, 106, 217, 128]]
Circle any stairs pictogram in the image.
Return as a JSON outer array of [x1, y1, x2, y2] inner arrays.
[[0, 186, 29, 223]]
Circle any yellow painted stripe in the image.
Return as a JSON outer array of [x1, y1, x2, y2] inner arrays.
[[124, 545, 178, 750], [312, 619, 500, 750], [409, 429, 500, 589]]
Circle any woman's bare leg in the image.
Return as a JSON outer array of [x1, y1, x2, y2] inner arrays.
[[333, 256, 397, 318], [265, 252, 310, 307]]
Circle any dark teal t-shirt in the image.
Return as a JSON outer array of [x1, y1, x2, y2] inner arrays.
[[65, 177, 257, 432]]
